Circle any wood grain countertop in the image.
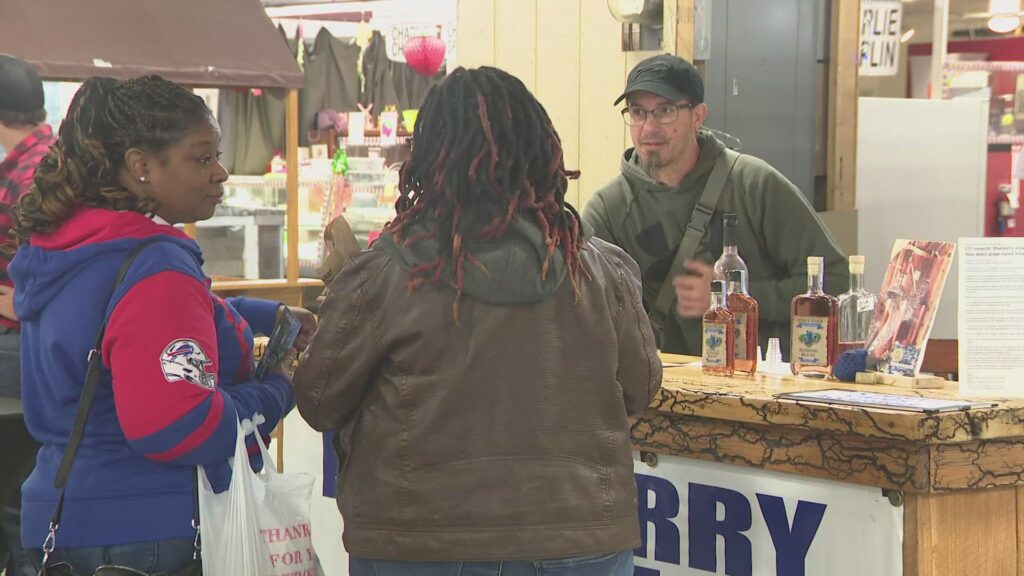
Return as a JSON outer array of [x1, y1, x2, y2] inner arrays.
[[633, 355, 1024, 492]]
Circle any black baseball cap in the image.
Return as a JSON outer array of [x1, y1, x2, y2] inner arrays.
[[0, 55, 44, 114], [614, 54, 704, 106]]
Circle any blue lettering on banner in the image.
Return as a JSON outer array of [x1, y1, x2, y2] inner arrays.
[[634, 474, 827, 576], [688, 483, 753, 576], [635, 474, 681, 564], [757, 494, 827, 576]]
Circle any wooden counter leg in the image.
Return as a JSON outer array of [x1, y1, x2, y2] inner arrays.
[[1018, 486, 1024, 576], [904, 488, 1017, 576], [272, 421, 284, 473]]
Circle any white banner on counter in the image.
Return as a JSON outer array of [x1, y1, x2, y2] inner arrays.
[[633, 453, 902, 576], [859, 1, 903, 77]]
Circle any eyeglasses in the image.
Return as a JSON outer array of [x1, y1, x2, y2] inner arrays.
[[621, 102, 695, 126]]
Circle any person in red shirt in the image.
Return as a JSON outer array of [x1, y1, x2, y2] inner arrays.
[[0, 54, 54, 576]]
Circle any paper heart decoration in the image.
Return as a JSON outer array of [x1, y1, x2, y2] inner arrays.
[[403, 36, 446, 77]]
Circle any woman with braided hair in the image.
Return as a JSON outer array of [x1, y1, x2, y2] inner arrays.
[[295, 66, 661, 575], [7, 75, 315, 575]]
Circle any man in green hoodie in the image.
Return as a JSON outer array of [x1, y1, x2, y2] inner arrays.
[[583, 54, 847, 359]]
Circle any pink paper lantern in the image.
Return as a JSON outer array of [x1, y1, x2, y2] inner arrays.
[[403, 36, 446, 77]]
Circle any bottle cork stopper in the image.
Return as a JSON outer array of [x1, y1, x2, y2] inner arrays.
[[807, 256, 822, 275], [849, 254, 865, 274]]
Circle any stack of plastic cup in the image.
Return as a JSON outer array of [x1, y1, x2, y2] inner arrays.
[[759, 338, 787, 375], [766, 338, 782, 364]]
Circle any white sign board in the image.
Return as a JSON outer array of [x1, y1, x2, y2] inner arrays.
[[633, 453, 903, 575], [859, 1, 903, 76], [384, 22, 456, 66], [958, 237, 1024, 397]]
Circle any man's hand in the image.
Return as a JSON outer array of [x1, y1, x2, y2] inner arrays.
[[278, 306, 318, 352], [672, 260, 712, 318], [0, 285, 17, 322]]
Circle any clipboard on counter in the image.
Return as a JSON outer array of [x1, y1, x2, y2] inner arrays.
[[774, 388, 997, 413]]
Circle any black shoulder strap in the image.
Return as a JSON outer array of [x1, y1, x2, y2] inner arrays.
[[651, 147, 741, 325], [47, 238, 164, 528]]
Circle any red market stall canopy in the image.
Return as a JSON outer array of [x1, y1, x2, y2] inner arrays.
[[0, 0, 303, 88]]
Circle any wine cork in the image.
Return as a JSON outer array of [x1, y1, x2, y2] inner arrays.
[[849, 254, 865, 274], [807, 256, 822, 275]]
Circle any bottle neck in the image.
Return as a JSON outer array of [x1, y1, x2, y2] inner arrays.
[[849, 271, 864, 292], [711, 290, 727, 309], [807, 268, 824, 294], [723, 226, 737, 251]]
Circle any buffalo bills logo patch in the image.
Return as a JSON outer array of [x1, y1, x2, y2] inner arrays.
[[160, 339, 217, 390]]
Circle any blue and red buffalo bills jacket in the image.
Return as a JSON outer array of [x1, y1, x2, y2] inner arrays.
[[9, 207, 293, 548]]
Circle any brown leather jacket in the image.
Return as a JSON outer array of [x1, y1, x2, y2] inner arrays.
[[294, 220, 662, 561]]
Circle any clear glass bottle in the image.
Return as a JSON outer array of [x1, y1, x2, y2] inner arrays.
[[726, 269, 759, 375], [703, 280, 736, 377], [791, 256, 838, 378], [837, 255, 876, 355], [713, 213, 747, 282]]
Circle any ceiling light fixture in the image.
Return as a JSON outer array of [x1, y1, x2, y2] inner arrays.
[[988, 0, 1022, 34]]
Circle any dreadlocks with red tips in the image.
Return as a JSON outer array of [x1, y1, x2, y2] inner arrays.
[[387, 66, 585, 319]]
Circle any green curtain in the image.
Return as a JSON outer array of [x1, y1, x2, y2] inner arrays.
[[300, 27, 361, 146], [361, 31, 442, 115], [220, 88, 287, 176], [220, 26, 295, 175]]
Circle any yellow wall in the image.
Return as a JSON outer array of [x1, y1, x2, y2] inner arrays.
[[456, 0, 658, 208]]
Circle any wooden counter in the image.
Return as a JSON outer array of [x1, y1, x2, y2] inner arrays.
[[632, 355, 1024, 576], [211, 278, 322, 307]]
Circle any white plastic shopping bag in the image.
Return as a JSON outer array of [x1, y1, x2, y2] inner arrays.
[[252, 421, 324, 576], [198, 415, 324, 576]]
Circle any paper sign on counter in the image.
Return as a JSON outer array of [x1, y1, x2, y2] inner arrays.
[[959, 237, 1024, 397]]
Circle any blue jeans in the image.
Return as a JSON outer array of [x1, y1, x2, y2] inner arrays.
[[350, 550, 634, 576], [0, 328, 34, 576], [19, 538, 195, 576]]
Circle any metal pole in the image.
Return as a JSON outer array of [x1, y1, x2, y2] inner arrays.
[[931, 0, 949, 99]]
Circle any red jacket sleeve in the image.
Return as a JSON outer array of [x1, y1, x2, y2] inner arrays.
[[104, 270, 291, 465]]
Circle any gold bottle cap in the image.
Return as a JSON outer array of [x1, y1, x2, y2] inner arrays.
[[849, 254, 865, 274], [807, 256, 822, 275]]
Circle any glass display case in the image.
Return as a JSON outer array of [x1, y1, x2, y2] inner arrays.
[[209, 173, 333, 279], [332, 154, 400, 248], [334, 135, 409, 246], [209, 149, 401, 280]]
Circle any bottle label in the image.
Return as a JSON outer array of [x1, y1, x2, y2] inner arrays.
[[703, 322, 730, 367], [734, 312, 748, 360], [792, 316, 829, 366], [857, 298, 875, 314]]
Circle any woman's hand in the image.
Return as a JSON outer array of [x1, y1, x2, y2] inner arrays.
[[279, 305, 318, 351], [269, 348, 298, 381]]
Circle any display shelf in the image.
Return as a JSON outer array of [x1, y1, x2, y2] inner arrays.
[[944, 60, 1024, 73], [988, 134, 1024, 145], [941, 60, 1024, 145]]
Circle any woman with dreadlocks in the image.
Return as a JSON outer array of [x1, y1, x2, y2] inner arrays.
[[8, 76, 315, 575], [295, 66, 661, 574]]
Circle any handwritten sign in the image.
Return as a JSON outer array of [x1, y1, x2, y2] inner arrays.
[[860, 1, 903, 77]]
